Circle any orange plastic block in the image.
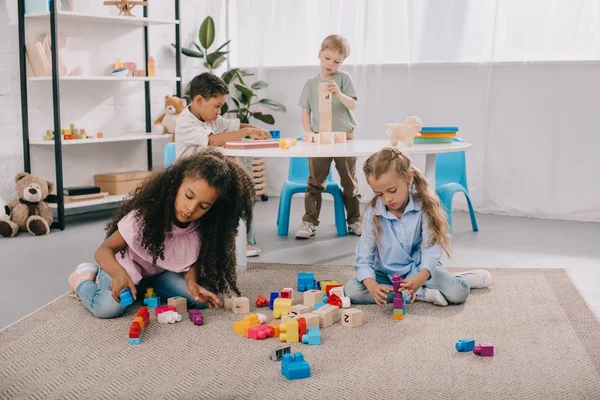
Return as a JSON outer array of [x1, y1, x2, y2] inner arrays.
[[267, 322, 281, 338], [394, 314, 404, 321], [233, 314, 260, 336]]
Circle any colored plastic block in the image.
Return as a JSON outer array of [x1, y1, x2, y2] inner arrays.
[[128, 307, 150, 344], [248, 324, 274, 340], [233, 314, 260, 336], [326, 293, 342, 308], [188, 309, 202, 320], [269, 345, 291, 361], [143, 296, 160, 307], [297, 272, 316, 292], [158, 311, 182, 324], [313, 301, 326, 311], [455, 338, 475, 352], [267, 322, 281, 338], [393, 293, 404, 309], [329, 286, 345, 299], [129, 337, 142, 345], [255, 294, 269, 307], [297, 317, 307, 342], [257, 313, 268, 323], [342, 308, 364, 327], [273, 298, 295, 319], [325, 284, 343, 297], [319, 280, 339, 294], [392, 273, 402, 293], [279, 317, 299, 343], [281, 352, 311, 380], [192, 314, 204, 326], [473, 344, 494, 357], [280, 288, 293, 299], [341, 297, 351, 308], [156, 305, 177, 316], [393, 313, 404, 321], [167, 296, 187, 313], [144, 288, 156, 298], [119, 289, 134, 307], [269, 292, 280, 311], [301, 326, 321, 345]]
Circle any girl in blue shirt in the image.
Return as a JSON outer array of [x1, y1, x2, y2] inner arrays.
[[345, 147, 492, 307]]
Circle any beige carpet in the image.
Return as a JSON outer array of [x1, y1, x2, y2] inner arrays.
[[1, 264, 600, 400]]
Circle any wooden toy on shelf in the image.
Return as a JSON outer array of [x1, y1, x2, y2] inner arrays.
[[103, 0, 147, 17]]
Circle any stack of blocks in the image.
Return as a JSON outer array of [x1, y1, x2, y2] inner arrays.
[[392, 274, 406, 320], [302, 83, 347, 144], [143, 287, 160, 308], [251, 158, 267, 199], [128, 307, 150, 344]]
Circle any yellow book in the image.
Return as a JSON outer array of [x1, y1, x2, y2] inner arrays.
[[419, 132, 457, 138]]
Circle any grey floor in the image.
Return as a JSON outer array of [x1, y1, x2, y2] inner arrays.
[[1, 198, 599, 329]]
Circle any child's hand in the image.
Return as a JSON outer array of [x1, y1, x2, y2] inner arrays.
[[367, 284, 393, 307], [109, 270, 136, 303], [326, 80, 340, 96], [247, 128, 271, 140], [399, 275, 427, 303], [187, 281, 223, 308]]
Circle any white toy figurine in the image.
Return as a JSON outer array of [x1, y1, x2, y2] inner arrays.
[[386, 116, 423, 147], [157, 311, 182, 324]]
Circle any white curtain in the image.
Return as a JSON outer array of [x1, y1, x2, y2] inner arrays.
[[225, 0, 600, 223]]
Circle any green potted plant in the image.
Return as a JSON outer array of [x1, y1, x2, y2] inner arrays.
[[174, 16, 286, 125]]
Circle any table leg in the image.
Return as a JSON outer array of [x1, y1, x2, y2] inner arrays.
[[234, 156, 253, 273], [424, 154, 436, 188]]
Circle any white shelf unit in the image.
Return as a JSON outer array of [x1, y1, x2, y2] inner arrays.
[[25, 11, 179, 26], [18, 2, 182, 227], [28, 76, 181, 82], [30, 133, 172, 145]]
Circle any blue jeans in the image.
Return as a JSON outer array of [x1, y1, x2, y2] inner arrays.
[[344, 267, 470, 305], [76, 267, 213, 319]]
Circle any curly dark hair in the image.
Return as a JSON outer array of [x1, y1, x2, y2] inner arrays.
[[189, 72, 229, 101], [105, 148, 255, 296]]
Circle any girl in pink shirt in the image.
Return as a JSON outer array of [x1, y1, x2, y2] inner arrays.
[[68, 148, 254, 318]]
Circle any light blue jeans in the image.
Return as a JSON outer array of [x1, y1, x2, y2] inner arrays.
[[344, 267, 470, 305], [76, 268, 212, 319]]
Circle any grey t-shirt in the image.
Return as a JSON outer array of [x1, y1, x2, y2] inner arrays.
[[298, 71, 358, 132]]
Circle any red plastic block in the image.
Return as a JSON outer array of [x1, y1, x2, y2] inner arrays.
[[256, 295, 269, 307], [280, 289, 293, 299], [325, 284, 343, 297], [326, 293, 342, 308], [155, 305, 177, 316], [297, 317, 307, 342]]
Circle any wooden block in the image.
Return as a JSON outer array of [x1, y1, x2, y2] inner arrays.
[[303, 132, 320, 144], [289, 305, 312, 316], [334, 131, 347, 143], [302, 313, 320, 328], [224, 293, 237, 311], [233, 297, 250, 314], [167, 296, 187, 314], [313, 304, 339, 328], [303, 290, 323, 309], [318, 81, 332, 112], [320, 131, 334, 144], [342, 308, 364, 327], [319, 112, 332, 133]]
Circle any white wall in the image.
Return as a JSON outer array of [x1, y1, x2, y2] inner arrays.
[[0, 0, 226, 200]]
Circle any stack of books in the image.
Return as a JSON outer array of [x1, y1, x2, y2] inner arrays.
[[414, 127, 458, 144]]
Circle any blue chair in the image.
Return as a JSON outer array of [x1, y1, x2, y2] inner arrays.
[[277, 157, 348, 236], [164, 142, 176, 167], [435, 138, 478, 232]]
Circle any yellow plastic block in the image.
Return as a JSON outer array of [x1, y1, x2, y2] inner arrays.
[[233, 314, 260, 336], [320, 280, 339, 294], [279, 318, 299, 343], [272, 298, 295, 319]]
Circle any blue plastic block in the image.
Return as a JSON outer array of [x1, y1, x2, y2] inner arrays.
[[455, 338, 476, 352], [301, 327, 321, 345], [120, 289, 134, 307], [143, 296, 160, 307], [298, 272, 316, 292], [129, 337, 142, 345], [281, 352, 311, 380], [269, 130, 281, 139], [269, 292, 280, 311], [313, 301, 326, 311], [323, 294, 328, 303], [316, 279, 332, 290]]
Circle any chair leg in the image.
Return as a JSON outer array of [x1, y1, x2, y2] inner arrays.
[[330, 188, 348, 236], [277, 191, 294, 236], [464, 193, 479, 232]]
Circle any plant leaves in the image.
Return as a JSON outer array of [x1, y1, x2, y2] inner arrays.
[[234, 84, 253, 100], [206, 52, 229, 68], [231, 97, 240, 108], [193, 43, 204, 54], [221, 102, 228, 115], [251, 112, 275, 125], [251, 80, 268, 90], [256, 98, 287, 112], [199, 16, 215, 50], [221, 69, 239, 85], [213, 40, 231, 53], [171, 44, 204, 58]]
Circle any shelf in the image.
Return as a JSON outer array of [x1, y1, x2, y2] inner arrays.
[[24, 11, 179, 26], [30, 133, 172, 145], [48, 194, 129, 210], [28, 76, 181, 82]]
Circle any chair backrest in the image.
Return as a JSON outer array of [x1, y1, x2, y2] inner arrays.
[[434, 137, 469, 190], [164, 142, 177, 167], [288, 157, 335, 184]]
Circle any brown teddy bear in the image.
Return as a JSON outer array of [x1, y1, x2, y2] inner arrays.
[[0, 172, 54, 238], [153, 95, 187, 141]]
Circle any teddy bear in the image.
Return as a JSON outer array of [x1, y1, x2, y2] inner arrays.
[[0, 197, 10, 220], [0, 172, 54, 238], [386, 116, 423, 147], [153, 95, 187, 141]]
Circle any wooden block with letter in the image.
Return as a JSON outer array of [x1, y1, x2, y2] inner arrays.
[[303, 132, 320, 144]]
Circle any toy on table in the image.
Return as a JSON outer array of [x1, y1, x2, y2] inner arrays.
[[189, 309, 203, 325], [297, 272, 316, 292], [119, 289, 134, 307], [269, 130, 281, 139], [269, 345, 291, 361], [455, 338, 476, 352], [302, 82, 347, 145], [128, 306, 150, 344], [103, 0, 147, 16], [473, 344, 494, 357], [386, 116, 423, 147], [281, 352, 311, 380], [147, 56, 155, 77]]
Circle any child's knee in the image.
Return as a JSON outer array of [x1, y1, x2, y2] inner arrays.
[[443, 287, 469, 305], [91, 296, 125, 319]]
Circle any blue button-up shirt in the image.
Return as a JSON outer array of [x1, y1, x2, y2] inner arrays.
[[354, 193, 442, 289]]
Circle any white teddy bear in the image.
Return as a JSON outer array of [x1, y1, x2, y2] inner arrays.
[[386, 116, 423, 147]]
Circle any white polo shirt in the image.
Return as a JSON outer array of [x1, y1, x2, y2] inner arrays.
[[175, 106, 241, 158]]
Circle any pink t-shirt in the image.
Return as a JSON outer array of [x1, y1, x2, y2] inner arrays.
[[116, 211, 201, 285]]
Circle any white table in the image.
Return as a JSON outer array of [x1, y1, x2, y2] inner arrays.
[[224, 139, 472, 271], [221, 139, 472, 188]]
